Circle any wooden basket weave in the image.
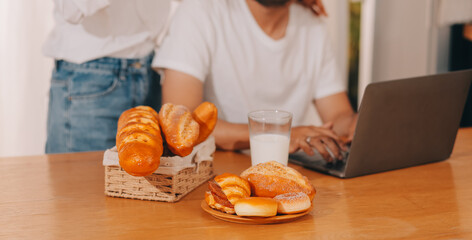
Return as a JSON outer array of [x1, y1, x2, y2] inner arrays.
[[104, 137, 215, 202], [104, 161, 214, 202]]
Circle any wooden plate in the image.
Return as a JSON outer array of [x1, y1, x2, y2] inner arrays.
[[201, 200, 312, 224]]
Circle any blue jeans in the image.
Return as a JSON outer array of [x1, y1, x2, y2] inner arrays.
[[45, 52, 161, 153]]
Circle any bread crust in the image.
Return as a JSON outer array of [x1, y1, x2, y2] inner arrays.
[[192, 102, 218, 144], [205, 173, 251, 214], [159, 103, 200, 157], [234, 197, 278, 217], [240, 161, 316, 200], [205, 191, 235, 214], [214, 173, 251, 205], [274, 192, 311, 214], [116, 106, 163, 176]]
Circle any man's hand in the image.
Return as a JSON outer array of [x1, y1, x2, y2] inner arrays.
[[289, 123, 345, 162]]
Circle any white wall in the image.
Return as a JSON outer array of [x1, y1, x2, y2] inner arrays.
[[357, 0, 459, 104], [0, 1, 54, 157], [371, 0, 432, 82], [324, 0, 349, 82]]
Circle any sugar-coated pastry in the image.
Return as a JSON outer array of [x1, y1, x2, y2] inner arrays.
[[240, 161, 316, 201], [274, 192, 312, 214], [192, 102, 218, 144], [159, 103, 200, 157], [234, 197, 278, 217], [116, 106, 163, 176]]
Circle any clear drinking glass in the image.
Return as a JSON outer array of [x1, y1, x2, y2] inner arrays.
[[248, 110, 293, 166]]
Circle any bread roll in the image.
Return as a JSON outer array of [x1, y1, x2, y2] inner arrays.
[[159, 103, 200, 157], [116, 106, 163, 176], [192, 102, 218, 144], [274, 192, 311, 214], [205, 173, 251, 214], [240, 161, 316, 201], [234, 197, 278, 217]]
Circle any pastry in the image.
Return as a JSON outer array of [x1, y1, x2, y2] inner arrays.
[[274, 192, 311, 214], [240, 161, 316, 201], [205, 173, 251, 214]]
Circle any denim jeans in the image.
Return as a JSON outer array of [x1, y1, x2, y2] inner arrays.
[[45, 52, 161, 153]]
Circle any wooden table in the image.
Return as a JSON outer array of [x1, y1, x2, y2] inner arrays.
[[2, 129, 472, 239]]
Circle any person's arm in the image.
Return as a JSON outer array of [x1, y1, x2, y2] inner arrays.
[[288, 92, 356, 162], [314, 92, 357, 143], [162, 69, 250, 151]]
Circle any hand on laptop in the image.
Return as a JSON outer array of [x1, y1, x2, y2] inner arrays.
[[289, 123, 346, 162]]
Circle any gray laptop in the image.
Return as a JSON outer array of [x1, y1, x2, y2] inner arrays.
[[289, 70, 472, 178]]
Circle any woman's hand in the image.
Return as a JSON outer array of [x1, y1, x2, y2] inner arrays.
[[298, 0, 328, 16], [289, 123, 345, 162]]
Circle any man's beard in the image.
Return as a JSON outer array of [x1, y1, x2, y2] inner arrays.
[[255, 0, 291, 7]]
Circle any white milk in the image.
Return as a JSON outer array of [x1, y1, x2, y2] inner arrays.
[[249, 133, 290, 166]]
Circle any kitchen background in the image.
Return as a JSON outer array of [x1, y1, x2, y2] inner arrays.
[[1, 0, 470, 157]]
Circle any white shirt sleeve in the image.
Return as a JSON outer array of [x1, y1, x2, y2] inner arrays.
[[312, 26, 347, 100], [153, 0, 214, 82], [55, 0, 110, 24]]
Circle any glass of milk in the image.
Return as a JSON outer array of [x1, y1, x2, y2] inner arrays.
[[248, 110, 292, 166]]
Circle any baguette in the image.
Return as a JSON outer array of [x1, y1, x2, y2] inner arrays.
[[192, 102, 218, 144], [158, 103, 200, 157]]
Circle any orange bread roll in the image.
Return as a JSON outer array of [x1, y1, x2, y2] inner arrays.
[[234, 197, 278, 217], [192, 102, 218, 144], [159, 103, 200, 157], [116, 106, 163, 176], [240, 161, 316, 201]]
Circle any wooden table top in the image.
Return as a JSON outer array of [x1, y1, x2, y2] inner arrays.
[[2, 128, 472, 239]]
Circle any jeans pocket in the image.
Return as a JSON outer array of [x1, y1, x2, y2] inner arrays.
[[69, 68, 119, 100], [51, 66, 69, 86]]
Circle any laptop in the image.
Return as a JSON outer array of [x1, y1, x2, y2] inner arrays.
[[289, 70, 472, 178]]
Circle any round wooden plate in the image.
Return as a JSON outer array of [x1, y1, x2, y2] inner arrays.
[[201, 200, 312, 224]]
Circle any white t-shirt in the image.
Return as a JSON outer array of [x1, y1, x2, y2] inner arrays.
[[43, 0, 176, 64], [155, 0, 346, 126]]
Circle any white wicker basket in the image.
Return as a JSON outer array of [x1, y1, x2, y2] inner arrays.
[[103, 137, 215, 202]]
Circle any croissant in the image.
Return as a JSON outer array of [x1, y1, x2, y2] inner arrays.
[[116, 106, 163, 176], [205, 173, 251, 214]]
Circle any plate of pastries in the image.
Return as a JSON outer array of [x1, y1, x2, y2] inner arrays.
[[202, 161, 316, 224]]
